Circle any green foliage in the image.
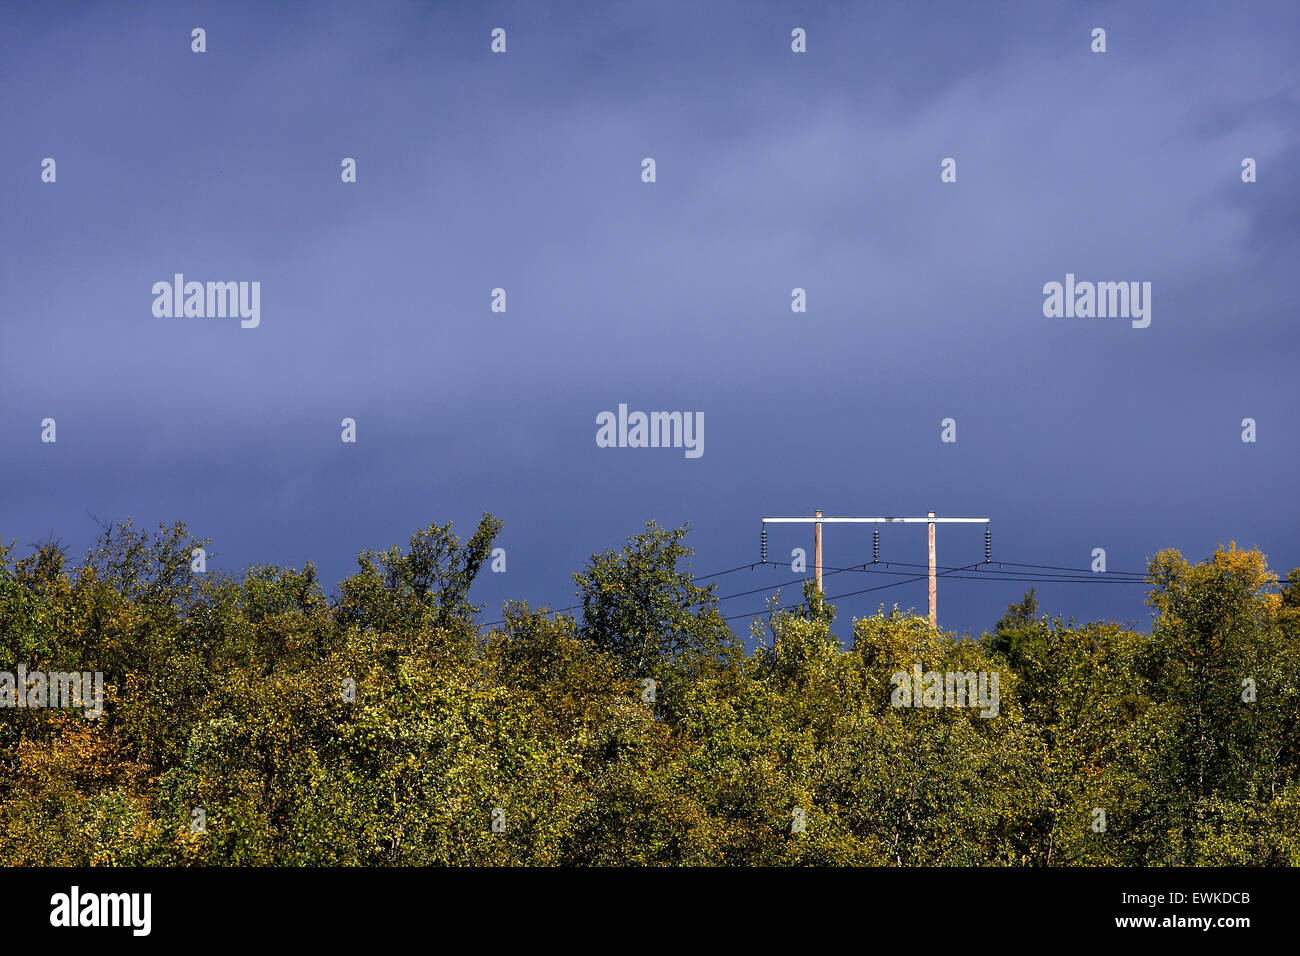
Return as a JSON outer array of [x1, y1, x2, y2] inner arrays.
[[337, 513, 503, 638], [1, 519, 1297, 866], [573, 520, 737, 679]]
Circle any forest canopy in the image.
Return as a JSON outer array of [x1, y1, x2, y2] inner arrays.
[[1, 515, 1297, 866]]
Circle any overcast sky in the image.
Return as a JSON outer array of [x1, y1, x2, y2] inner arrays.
[[2, 0, 1296, 641]]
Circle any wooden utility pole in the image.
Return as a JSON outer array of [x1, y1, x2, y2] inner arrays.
[[814, 510, 823, 593], [928, 510, 937, 628], [760, 513, 991, 629]]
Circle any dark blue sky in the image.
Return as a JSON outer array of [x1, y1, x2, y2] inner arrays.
[[2, 0, 1296, 641]]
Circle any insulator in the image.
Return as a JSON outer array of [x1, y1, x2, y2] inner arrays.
[[985, 526, 991, 563], [873, 524, 879, 563], [760, 523, 768, 564]]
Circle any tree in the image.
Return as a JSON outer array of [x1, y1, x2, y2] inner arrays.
[[1142, 544, 1295, 863], [573, 521, 736, 677], [336, 513, 502, 635]]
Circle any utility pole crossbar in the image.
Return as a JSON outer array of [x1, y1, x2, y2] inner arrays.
[[759, 513, 991, 629], [762, 517, 990, 524]]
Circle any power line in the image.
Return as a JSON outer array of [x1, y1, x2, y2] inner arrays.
[[690, 563, 764, 581], [983, 560, 1147, 577], [476, 557, 772, 628], [798, 560, 1146, 580], [722, 562, 985, 622], [701, 559, 1146, 608], [821, 562, 1147, 583], [478, 554, 1154, 629], [899, 572, 1144, 584], [708, 562, 870, 602]]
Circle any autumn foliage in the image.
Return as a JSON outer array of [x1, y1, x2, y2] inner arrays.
[[2, 518, 1297, 865]]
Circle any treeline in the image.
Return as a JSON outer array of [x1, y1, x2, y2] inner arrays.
[[1, 515, 1298, 865]]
